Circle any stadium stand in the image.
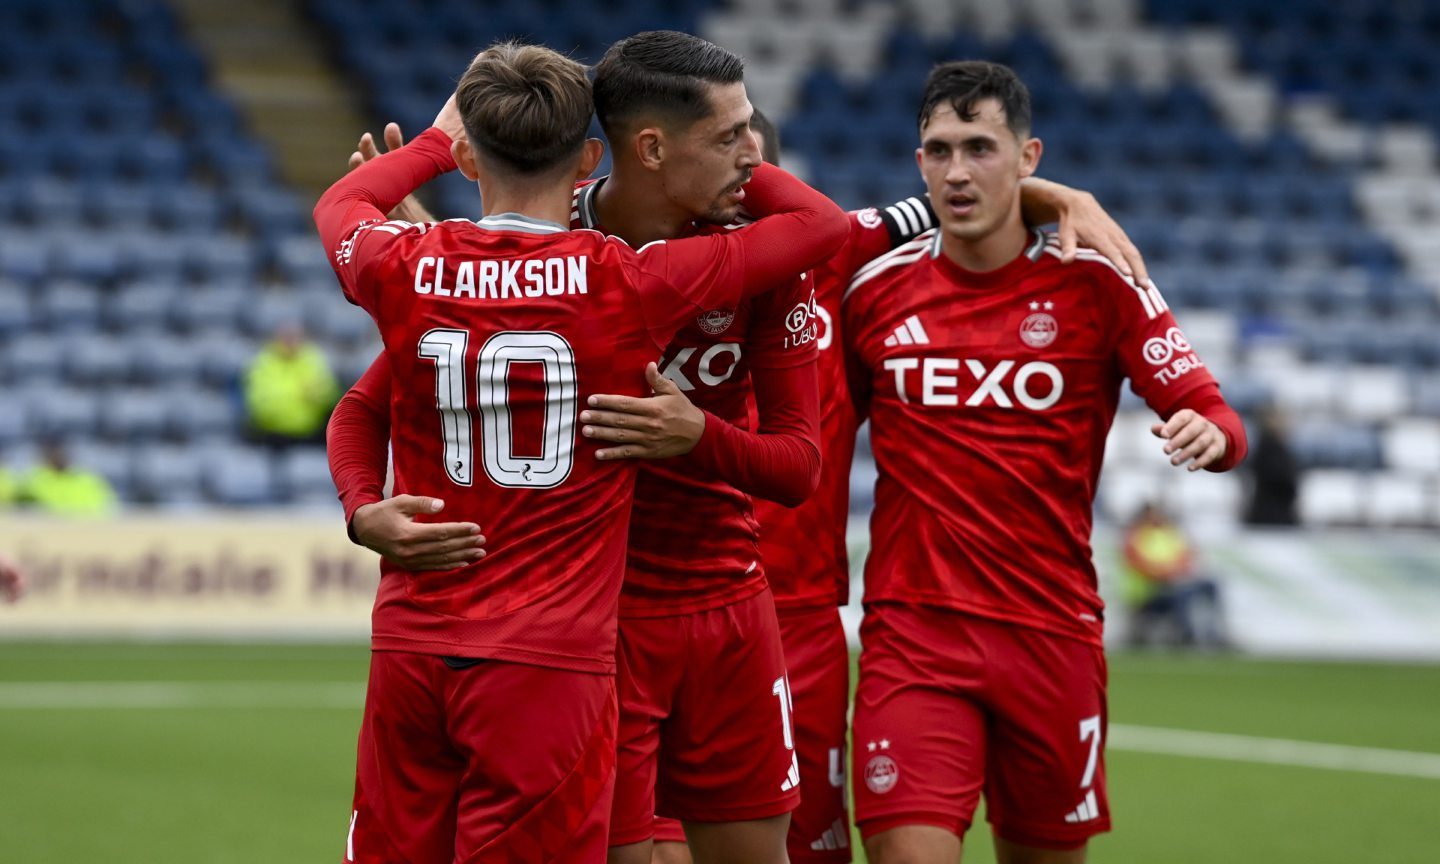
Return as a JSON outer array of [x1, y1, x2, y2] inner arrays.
[[1, 0, 1436, 525]]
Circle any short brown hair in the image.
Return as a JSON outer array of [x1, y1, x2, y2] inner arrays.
[[593, 31, 744, 139], [456, 41, 593, 175], [918, 60, 1031, 138]]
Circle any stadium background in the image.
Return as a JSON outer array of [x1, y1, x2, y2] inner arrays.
[[1, 0, 1438, 860]]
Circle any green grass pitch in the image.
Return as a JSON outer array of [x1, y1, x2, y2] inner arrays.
[[2, 644, 1437, 863]]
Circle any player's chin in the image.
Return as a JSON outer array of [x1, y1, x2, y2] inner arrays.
[[705, 201, 743, 225]]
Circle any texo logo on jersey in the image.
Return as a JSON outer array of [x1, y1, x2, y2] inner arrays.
[[883, 357, 1065, 410], [660, 343, 742, 391]]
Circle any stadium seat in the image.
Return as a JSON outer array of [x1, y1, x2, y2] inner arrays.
[[277, 447, 338, 501], [1298, 470, 1366, 525], [201, 443, 279, 506], [1381, 419, 1440, 474], [1364, 472, 1434, 526]]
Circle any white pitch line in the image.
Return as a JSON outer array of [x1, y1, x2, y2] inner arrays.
[[1109, 723, 1440, 780], [2, 684, 1438, 781], [0, 682, 364, 709]]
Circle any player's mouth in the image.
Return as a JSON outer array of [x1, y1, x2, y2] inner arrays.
[[725, 172, 752, 203], [947, 192, 978, 218]]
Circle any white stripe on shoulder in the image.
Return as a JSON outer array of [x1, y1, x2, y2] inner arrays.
[[1041, 241, 1167, 319], [844, 229, 936, 301]]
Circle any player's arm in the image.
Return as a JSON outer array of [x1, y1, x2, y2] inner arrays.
[[348, 122, 438, 224], [327, 353, 486, 570], [1111, 277, 1248, 472], [685, 358, 822, 507], [631, 162, 847, 345], [314, 99, 463, 310], [1020, 177, 1149, 286]]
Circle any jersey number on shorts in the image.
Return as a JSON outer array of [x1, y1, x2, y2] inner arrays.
[[418, 328, 578, 489]]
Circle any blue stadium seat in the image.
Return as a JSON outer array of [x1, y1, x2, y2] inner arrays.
[[64, 336, 135, 387], [202, 443, 278, 505], [130, 443, 206, 505], [98, 389, 171, 442], [24, 385, 101, 439], [35, 281, 104, 331]]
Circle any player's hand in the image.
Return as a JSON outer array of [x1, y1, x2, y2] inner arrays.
[[1152, 409, 1228, 472], [1029, 179, 1150, 288], [351, 496, 486, 570], [347, 123, 435, 223], [0, 554, 26, 603], [433, 92, 465, 142], [581, 363, 706, 461]]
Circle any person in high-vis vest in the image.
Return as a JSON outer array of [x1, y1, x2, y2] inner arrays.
[[244, 323, 340, 447], [18, 442, 116, 517]]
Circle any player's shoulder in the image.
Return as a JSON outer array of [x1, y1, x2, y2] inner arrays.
[[842, 228, 938, 303], [1035, 232, 1170, 320]]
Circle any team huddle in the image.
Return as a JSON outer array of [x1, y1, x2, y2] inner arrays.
[[316, 29, 1246, 864]]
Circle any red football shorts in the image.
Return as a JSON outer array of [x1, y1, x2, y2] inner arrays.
[[851, 604, 1110, 850], [651, 816, 687, 844], [777, 603, 853, 862], [610, 587, 801, 845], [345, 651, 617, 863]]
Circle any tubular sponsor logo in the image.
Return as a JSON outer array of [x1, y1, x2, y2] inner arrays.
[[1143, 328, 1202, 386], [857, 207, 883, 229], [1142, 327, 1191, 366]]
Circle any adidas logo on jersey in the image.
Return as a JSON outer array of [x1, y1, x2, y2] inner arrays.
[[1064, 789, 1100, 824], [809, 817, 851, 851], [884, 315, 930, 347]]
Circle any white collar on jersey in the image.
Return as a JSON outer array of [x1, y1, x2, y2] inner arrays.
[[929, 226, 1049, 261], [574, 177, 606, 230], [476, 212, 568, 234]]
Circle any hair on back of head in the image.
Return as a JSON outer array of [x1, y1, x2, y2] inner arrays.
[[593, 30, 745, 138], [918, 60, 1031, 138], [455, 40, 593, 175]]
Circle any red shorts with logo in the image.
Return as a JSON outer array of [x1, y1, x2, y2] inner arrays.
[[851, 605, 1110, 850], [610, 587, 800, 845], [346, 651, 616, 863], [777, 604, 853, 862]]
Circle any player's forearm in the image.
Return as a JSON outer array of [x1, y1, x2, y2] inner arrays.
[[686, 414, 820, 507], [735, 164, 848, 296], [327, 391, 391, 530], [313, 127, 456, 259], [1165, 385, 1249, 472], [687, 361, 822, 506]]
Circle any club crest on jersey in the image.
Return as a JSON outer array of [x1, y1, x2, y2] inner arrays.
[[863, 740, 898, 794], [1020, 300, 1057, 348], [857, 207, 883, 229], [697, 308, 735, 335]]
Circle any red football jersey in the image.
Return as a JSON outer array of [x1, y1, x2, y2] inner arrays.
[[572, 180, 821, 617], [843, 228, 1230, 645], [757, 199, 935, 611], [315, 128, 843, 671]]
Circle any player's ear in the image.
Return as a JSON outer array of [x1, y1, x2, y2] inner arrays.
[[635, 127, 664, 171], [576, 138, 604, 180], [1018, 136, 1042, 179], [453, 137, 480, 181]]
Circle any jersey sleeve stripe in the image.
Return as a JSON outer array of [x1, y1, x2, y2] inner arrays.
[[843, 233, 933, 301], [1042, 243, 1165, 320], [887, 202, 919, 235]]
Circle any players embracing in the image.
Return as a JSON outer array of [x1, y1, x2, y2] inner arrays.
[[321, 29, 1243, 864]]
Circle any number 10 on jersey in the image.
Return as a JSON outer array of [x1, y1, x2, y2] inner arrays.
[[418, 328, 578, 489]]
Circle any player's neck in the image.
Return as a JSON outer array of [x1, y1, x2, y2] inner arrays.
[[594, 163, 694, 247], [475, 178, 574, 228], [940, 210, 1029, 273]]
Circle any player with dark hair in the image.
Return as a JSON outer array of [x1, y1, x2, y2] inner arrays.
[[314, 40, 846, 863], [843, 60, 1247, 864]]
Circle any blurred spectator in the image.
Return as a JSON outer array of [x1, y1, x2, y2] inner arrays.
[[0, 553, 26, 603], [1122, 502, 1227, 648], [244, 323, 339, 448], [1244, 404, 1300, 526], [17, 441, 117, 517]]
